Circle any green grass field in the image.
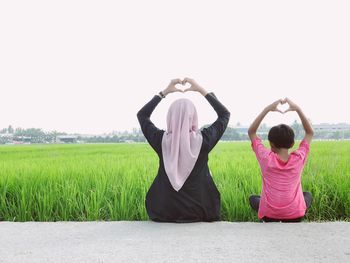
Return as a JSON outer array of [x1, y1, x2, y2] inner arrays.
[[0, 141, 349, 222]]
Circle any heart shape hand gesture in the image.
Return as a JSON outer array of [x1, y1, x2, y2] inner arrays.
[[163, 79, 184, 95], [162, 78, 208, 97], [267, 98, 301, 114]]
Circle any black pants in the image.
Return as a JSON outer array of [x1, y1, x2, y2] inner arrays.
[[249, 192, 313, 222]]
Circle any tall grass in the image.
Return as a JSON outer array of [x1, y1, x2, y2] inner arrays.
[[0, 141, 349, 221]]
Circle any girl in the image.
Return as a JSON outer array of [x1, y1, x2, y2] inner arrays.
[[248, 98, 313, 222]]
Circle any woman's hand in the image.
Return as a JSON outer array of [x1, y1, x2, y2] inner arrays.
[[182, 78, 208, 96], [161, 79, 184, 96]]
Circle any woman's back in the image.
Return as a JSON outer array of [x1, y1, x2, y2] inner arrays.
[[137, 78, 230, 222]]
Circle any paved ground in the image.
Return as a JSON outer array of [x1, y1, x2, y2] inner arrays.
[[0, 221, 349, 263]]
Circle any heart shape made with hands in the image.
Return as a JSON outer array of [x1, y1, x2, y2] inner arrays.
[[277, 100, 290, 113], [174, 80, 192, 91]]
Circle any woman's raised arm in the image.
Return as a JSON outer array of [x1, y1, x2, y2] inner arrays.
[[137, 79, 183, 151], [182, 78, 230, 152]]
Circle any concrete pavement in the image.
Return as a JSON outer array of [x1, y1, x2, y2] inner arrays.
[[0, 221, 349, 263]]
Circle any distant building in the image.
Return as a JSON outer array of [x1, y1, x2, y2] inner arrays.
[[13, 136, 31, 144], [232, 125, 249, 134], [231, 125, 268, 136], [57, 135, 78, 143], [0, 133, 14, 138], [313, 123, 350, 132]]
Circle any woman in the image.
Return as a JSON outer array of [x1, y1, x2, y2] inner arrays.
[[137, 78, 230, 222]]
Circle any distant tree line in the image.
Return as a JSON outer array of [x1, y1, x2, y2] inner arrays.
[[0, 125, 67, 144], [79, 133, 146, 143], [1, 122, 350, 144]]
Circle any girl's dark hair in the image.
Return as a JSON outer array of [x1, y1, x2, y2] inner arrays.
[[268, 124, 295, 149]]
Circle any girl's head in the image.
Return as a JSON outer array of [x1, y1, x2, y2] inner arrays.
[[268, 124, 295, 151]]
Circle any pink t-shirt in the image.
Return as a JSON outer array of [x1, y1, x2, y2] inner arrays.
[[251, 137, 310, 219]]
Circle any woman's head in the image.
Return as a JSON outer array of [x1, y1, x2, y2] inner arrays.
[[162, 98, 203, 191], [268, 124, 295, 150], [166, 99, 199, 133]]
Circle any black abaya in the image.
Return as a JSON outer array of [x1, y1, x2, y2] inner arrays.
[[137, 93, 230, 222]]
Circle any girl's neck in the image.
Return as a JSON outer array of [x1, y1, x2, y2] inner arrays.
[[274, 148, 290, 162]]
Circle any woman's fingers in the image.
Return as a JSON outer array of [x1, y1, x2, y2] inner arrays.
[[183, 77, 195, 85], [277, 98, 284, 105], [171, 78, 182, 85], [167, 77, 201, 93], [173, 87, 184, 93], [183, 87, 194, 92]]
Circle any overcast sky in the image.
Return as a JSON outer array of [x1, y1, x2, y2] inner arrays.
[[0, 1, 349, 134]]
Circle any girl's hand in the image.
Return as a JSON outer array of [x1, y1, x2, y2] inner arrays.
[[265, 99, 284, 113], [182, 78, 208, 96], [162, 79, 184, 96], [284, 98, 301, 113]]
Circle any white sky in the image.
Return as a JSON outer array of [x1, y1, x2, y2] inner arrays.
[[0, 0, 349, 134]]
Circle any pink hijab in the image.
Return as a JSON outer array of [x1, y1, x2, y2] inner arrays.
[[162, 99, 203, 191]]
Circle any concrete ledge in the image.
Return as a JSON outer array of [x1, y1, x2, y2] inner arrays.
[[0, 221, 349, 263]]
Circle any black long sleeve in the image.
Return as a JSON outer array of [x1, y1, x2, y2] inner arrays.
[[137, 95, 164, 153], [201, 92, 230, 152]]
